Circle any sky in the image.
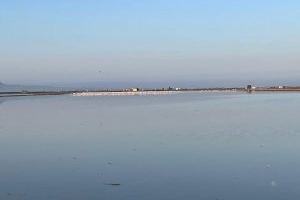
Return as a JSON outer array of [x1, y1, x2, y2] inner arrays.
[[1, 0, 300, 87]]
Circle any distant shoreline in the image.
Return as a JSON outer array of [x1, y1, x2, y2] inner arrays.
[[2, 86, 300, 98], [0, 89, 238, 98]]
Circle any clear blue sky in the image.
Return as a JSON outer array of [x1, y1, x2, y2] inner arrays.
[[1, 0, 300, 86]]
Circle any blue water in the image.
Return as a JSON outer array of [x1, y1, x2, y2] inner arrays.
[[0, 92, 300, 200]]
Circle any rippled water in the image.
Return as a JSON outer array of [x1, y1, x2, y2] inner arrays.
[[1, 92, 300, 200]]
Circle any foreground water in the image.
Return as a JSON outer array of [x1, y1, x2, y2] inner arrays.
[[0, 92, 300, 200]]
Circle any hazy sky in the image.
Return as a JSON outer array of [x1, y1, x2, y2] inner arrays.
[[1, 0, 300, 86]]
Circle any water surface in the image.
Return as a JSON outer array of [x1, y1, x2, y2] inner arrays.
[[0, 92, 300, 200]]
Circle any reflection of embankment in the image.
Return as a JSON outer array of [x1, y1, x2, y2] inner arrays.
[[72, 91, 182, 96]]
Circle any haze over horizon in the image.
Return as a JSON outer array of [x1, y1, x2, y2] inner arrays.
[[1, 0, 300, 87]]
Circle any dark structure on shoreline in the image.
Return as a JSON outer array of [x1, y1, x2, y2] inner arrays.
[[247, 85, 252, 93]]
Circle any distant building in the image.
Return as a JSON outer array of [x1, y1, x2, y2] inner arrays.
[[131, 88, 139, 92], [246, 85, 256, 93], [246, 85, 256, 90]]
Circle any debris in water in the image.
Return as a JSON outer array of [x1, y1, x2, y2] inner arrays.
[[104, 183, 121, 186]]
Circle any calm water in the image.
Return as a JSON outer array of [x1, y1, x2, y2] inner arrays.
[[1, 92, 300, 200]]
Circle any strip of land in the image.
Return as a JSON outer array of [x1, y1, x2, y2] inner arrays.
[[0, 91, 73, 97], [0, 88, 239, 97], [1, 86, 300, 98]]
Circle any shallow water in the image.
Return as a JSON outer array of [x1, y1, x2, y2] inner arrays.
[[1, 92, 300, 200]]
